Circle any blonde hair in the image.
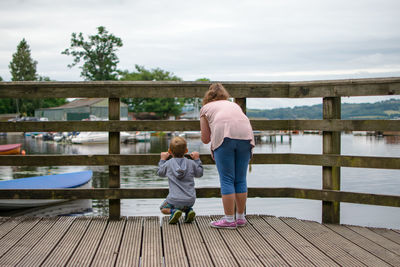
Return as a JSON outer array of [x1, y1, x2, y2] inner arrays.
[[202, 83, 230, 106], [169, 136, 187, 157]]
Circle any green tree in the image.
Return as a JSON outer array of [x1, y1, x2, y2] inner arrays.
[[119, 65, 184, 119], [2, 40, 66, 116], [62, 26, 123, 81], [9, 39, 37, 81]]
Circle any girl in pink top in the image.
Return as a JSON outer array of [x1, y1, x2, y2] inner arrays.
[[200, 83, 255, 229]]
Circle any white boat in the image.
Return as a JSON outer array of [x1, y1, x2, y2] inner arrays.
[[71, 131, 132, 144], [183, 131, 201, 138], [134, 131, 151, 142]]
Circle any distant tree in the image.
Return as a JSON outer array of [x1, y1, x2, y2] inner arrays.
[[0, 76, 3, 81], [1, 40, 66, 115], [9, 38, 37, 81], [119, 65, 184, 119], [62, 26, 123, 81]]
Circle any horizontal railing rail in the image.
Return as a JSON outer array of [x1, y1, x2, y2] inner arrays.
[[1, 77, 400, 98], [0, 188, 399, 208], [1, 154, 399, 169], [1, 119, 400, 132], [0, 77, 399, 223]]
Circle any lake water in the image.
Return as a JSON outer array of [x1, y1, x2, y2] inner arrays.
[[1, 133, 399, 229]]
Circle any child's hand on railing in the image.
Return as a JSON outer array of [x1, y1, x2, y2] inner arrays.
[[190, 151, 200, 160], [160, 152, 170, 160]]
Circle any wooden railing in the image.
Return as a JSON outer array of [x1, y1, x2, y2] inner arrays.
[[0, 78, 399, 223]]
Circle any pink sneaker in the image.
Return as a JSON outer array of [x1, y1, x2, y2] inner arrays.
[[236, 218, 247, 227], [210, 219, 237, 229]]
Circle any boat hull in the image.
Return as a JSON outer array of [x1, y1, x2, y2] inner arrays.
[[0, 144, 21, 155], [0, 170, 93, 210]]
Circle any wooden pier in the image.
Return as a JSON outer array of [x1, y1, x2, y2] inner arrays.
[[0, 215, 400, 266]]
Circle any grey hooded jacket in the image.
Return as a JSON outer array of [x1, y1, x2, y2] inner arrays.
[[157, 157, 203, 207]]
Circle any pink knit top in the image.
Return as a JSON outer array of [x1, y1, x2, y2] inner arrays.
[[200, 100, 255, 151]]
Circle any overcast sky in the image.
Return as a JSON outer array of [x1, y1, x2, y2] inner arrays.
[[1, 0, 399, 109]]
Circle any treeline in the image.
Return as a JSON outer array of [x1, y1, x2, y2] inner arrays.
[[247, 99, 400, 119], [0, 26, 206, 118]]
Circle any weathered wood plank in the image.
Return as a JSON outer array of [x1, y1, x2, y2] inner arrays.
[[325, 223, 400, 266], [141, 216, 163, 267], [161, 217, 188, 267], [196, 216, 238, 266], [91, 218, 126, 266], [1, 77, 399, 98], [369, 227, 400, 245], [66, 217, 108, 266], [179, 216, 214, 267], [281, 217, 365, 266], [346, 225, 400, 256], [263, 215, 339, 266], [41, 217, 92, 267], [236, 215, 289, 266], [305, 220, 390, 267], [1, 119, 399, 132], [1, 187, 399, 208], [15, 217, 75, 267], [248, 216, 313, 266], [115, 217, 142, 267], [1, 153, 399, 169], [0, 217, 57, 266], [0, 217, 41, 258], [210, 215, 264, 267], [0, 217, 26, 240]]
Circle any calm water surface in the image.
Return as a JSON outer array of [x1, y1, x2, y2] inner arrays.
[[1, 133, 399, 229]]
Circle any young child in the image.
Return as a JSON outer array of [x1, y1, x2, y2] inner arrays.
[[157, 136, 203, 224]]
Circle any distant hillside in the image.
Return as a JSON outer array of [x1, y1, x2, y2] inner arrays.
[[247, 99, 400, 120]]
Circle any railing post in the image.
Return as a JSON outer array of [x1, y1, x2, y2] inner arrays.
[[235, 98, 246, 114], [322, 97, 341, 224], [109, 98, 120, 219]]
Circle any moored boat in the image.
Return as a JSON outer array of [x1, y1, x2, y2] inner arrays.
[[0, 143, 22, 155], [0, 170, 93, 210]]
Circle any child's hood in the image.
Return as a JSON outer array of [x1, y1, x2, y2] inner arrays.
[[170, 158, 188, 179]]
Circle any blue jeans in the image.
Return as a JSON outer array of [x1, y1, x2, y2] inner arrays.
[[213, 138, 252, 195]]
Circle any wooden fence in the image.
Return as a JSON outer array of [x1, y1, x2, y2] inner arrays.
[[0, 78, 399, 223]]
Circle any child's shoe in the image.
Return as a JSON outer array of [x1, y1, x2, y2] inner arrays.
[[184, 209, 196, 223], [169, 209, 182, 224], [210, 218, 237, 229], [236, 218, 247, 227]]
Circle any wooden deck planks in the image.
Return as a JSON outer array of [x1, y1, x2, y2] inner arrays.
[[91, 218, 126, 266], [196, 216, 239, 266], [179, 216, 214, 267], [0, 217, 57, 266], [141, 216, 163, 267], [248, 216, 313, 266], [66, 217, 108, 267], [238, 215, 289, 266], [347, 225, 400, 255], [0, 215, 399, 267], [306, 221, 390, 267], [262, 216, 339, 267], [325, 223, 400, 266], [281, 217, 365, 267], [15, 216, 75, 267], [41, 217, 92, 267], [369, 227, 400, 245], [115, 217, 143, 267], [211, 215, 264, 267], [162, 217, 189, 267]]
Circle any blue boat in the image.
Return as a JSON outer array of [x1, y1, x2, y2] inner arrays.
[[0, 171, 92, 210]]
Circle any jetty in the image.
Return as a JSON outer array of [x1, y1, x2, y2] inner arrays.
[[0, 78, 399, 266]]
